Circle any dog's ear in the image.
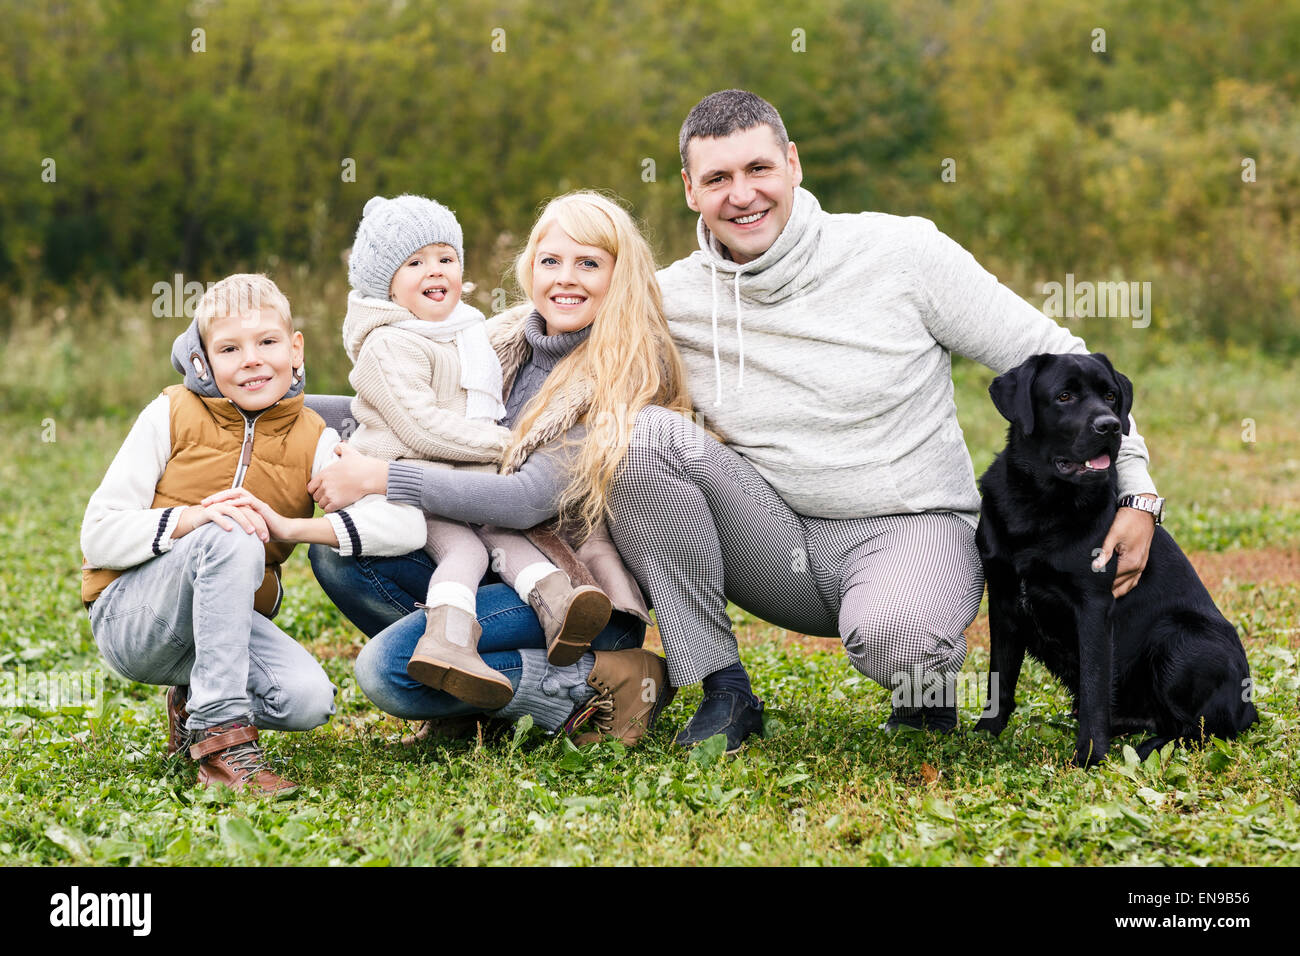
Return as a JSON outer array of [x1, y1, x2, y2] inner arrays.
[[989, 355, 1042, 435], [1089, 352, 1133, 435]]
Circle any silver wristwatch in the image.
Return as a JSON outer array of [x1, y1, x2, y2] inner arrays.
[[1118, 494, 1165, 524]]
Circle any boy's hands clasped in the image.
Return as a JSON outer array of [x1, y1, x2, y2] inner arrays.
[[180, 440, 397, 548], [174, 498, 273, 541], [192, 490, 294, 542]]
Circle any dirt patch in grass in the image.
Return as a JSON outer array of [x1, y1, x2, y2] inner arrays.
[[310, 639, 364, 660], [748, 548, 1300, 656], [965, 615, 991, 652], [1186, 548, 1300, 590], [731, 620, 841, 655]]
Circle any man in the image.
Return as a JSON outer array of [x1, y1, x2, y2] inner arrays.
[[607, 89, 1163, 752]]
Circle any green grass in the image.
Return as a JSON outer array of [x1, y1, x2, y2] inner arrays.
[[2, 308, 1299, 865]]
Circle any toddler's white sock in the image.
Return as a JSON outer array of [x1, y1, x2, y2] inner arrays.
[[514, 561, 563, 603], [423, 581, 477, 618]]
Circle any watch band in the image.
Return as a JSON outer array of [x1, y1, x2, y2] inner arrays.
[[1118, 494, 1165, 524]]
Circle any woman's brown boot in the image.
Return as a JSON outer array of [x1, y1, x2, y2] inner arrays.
[[565, 649, 676, 747], [407, 604, 515, 709]]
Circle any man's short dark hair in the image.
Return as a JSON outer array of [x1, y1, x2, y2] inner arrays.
[[679, 89, 790, 178]]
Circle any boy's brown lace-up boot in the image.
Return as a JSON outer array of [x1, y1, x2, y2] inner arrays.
[[528, 570, 613, 666], [565, 649, 676, 747], [188, 721, 298, 797], [165, 685, 193, 757]]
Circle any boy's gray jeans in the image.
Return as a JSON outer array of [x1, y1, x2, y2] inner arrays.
[[89, 522, 336, 732]]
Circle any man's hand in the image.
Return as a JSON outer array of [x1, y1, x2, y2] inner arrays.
[[1091, 494, 1158, 598], [199, 489, 293, 541], [306, 443, 388, 512]]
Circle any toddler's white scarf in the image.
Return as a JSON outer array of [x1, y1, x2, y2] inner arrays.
[[393, 305, 505, 422]]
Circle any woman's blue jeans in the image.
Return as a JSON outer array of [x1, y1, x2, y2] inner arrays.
[[309, 544, 645, 720]]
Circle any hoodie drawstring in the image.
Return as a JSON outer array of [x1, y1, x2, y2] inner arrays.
[[734, 269, 744, 392], [710, 262, 722, 406], [709, 263, 746, 406]]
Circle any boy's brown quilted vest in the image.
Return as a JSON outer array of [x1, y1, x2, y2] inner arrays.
[[82, 385, 326, 618]]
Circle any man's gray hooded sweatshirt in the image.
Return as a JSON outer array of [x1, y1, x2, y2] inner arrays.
[[656, 186, 1157, 529]]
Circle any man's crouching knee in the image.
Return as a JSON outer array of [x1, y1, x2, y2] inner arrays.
[[841, 613, 968, 706], [611, 405, 709, 496]]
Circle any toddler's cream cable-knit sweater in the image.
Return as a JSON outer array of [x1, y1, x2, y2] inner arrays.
[[342, 292, 512, 469]]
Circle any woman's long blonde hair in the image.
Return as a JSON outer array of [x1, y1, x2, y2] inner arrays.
[[506, 191, 693, 541]]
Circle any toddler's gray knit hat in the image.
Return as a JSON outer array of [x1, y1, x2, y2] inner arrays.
[[348, 194, 465, 299]]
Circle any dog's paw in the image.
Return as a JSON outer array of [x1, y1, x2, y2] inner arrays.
[[973, 717, 1005, 736]]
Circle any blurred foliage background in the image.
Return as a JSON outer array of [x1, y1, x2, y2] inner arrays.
[[0, 0, 1297, 400]]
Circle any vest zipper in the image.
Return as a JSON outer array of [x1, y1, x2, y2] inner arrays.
[[230, 408, 265, 489]]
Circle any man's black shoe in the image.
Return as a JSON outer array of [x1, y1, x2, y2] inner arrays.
[[674, 690, 764, 754], [882, 703, 958, 735]]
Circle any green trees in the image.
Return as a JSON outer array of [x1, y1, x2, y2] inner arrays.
[[913, 0, 1300, 352], [0, 0, 934, 291], [2, 0, 1296, 350]]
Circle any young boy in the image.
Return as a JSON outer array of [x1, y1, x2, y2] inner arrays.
[[81, 274, 425, 796]]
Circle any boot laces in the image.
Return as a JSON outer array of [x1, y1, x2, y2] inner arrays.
[[564, 692, 616, 736], [217, 739, 270, 782], [586, 693, 616, 735]]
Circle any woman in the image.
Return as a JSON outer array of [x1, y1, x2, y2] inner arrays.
[[309, 191, 695, 745]]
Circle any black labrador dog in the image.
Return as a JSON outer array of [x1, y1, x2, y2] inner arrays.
[[972, 352, 1257, 767]]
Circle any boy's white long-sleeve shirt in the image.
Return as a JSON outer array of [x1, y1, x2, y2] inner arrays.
[[81, 392, 427, 571]]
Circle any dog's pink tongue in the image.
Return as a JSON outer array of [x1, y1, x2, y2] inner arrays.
[[1087, 453, 1112, 470]]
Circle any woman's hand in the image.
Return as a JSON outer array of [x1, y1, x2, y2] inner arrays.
[[306, 443, 389, 512]]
